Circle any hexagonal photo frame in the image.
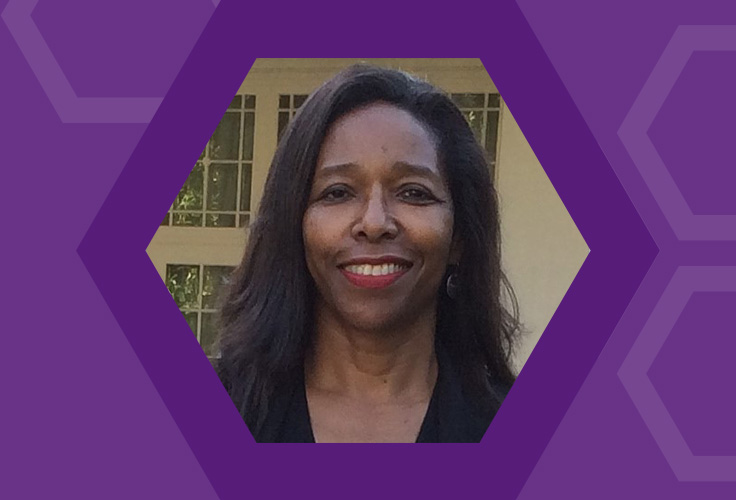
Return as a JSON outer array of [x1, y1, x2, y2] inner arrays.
[[619, 25, 736, 241], [1, 0, 217, 123], [146, 57, 589, 444], [619, 266, 736, 482]]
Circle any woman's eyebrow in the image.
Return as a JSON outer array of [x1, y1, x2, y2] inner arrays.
[[392, 161, 442, 183], [314, 162, 359, 178]]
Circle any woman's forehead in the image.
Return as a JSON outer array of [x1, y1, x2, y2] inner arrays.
[[316, 103, 441, 176]]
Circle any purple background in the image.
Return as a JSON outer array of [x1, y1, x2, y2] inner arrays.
[[3, 0, 735, 498]]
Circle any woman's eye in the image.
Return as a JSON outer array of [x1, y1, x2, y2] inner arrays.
[[398, 186, 437, 204], [321, 186, 353, 202]]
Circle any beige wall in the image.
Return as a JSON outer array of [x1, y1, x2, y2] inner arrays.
[[495, 105, 588, 369], [147, 58, 588, 371]]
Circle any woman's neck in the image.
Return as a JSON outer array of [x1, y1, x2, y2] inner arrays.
[[305, 306, 438, 403]]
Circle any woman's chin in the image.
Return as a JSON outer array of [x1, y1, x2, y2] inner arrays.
[[335, 307, 421, 337], [315, 293, 434, 337]]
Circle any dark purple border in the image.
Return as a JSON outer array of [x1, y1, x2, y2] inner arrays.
[[75, 1, 655, 499]]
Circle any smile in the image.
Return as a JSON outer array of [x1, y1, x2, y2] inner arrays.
[[339, 261, 412, 289]]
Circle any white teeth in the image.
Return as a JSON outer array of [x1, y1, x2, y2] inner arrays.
[[345, 263, 409, 276]]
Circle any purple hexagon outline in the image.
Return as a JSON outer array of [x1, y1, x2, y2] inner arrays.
[[76, 0, 656, 498], [0, 0, 217, 123], [618, 25, 736, 241], [619, 266, 736, 482]]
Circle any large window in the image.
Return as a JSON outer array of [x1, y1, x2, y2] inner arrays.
[[165, 264, 235, 357], [161, 95, 256, 228]]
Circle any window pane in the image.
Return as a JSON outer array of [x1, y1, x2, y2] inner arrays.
[[238, 213, 251, 228], [160, 212, 170, 226], [485, 110, 499, 164], [278, 111, 289, 141], [228, 95, 242, 109], [487, 94, 500, 108], [182, 311, 199, 339], [452, 93, 485, 108], [293, 94, 307, 108], [200, 312, 218, 357], [242, 112, 254, 161], [207, 164, 237, 211], [209, 112, 240, 160], [174, 163, 203, 211], [462, 110, 483, 142], [205, 213, 236, 227], [278, 94, 290, 108], [243, 95, 255, 109], [240, 163, 252, 212], [166, 265, 200, 310], [202, 265, 233, 309], [172, 212, 202, 227]]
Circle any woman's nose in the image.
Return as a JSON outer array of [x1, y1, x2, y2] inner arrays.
[[352, 187, 398, 241]]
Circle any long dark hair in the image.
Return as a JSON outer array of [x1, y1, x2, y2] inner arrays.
[[217, 63, 519, 437]]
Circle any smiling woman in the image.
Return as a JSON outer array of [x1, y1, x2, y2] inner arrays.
[[216, 64, 520, 443]]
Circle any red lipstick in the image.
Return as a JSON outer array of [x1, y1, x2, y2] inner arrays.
[[338, 258, 412, 289], [340, 268, 409, 289]]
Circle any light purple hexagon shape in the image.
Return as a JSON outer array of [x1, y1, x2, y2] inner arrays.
[[618, 25, 736, 241], [1, 0, 217, 123], [619, 266, 736, 482], [648, 290, 736, 457], [647, 50, 736, 218]]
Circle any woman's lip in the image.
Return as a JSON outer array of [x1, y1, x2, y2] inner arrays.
[[339, 267, 409, 289], [339, 256, 413, 267]]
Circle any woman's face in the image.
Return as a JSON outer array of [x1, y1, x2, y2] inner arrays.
[[303, 103, 457, 333]]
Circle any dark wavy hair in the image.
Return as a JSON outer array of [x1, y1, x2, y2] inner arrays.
[[216, 63, 519, 438]]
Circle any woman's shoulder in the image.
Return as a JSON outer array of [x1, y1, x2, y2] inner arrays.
[[433, 348, 511, 442]]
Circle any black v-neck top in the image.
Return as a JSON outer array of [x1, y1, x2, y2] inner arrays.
[[254, 348, 503, 443]]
